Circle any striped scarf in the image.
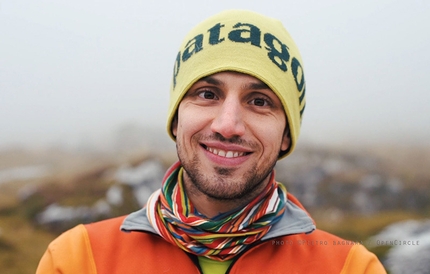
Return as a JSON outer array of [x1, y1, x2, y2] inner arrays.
[[146, 161, 287, 261]]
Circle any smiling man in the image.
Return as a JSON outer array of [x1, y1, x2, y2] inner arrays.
[[37, 10, 386, 274], [172, 72, 290, 217]]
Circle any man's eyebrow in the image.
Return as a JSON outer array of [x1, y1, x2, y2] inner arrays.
[[198, 76, 222, 86], [198, 76, 270, 90], [246, 82, 270, 90]]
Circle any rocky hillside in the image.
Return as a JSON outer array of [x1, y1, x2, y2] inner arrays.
[[0, 143, 429, 273]]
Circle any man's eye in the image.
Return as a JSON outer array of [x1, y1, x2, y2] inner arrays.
[[250, 98, 270, 107], [198, 90, 217, 100]]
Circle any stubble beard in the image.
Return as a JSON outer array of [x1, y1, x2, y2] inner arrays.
[[176, 142, 278, 203]]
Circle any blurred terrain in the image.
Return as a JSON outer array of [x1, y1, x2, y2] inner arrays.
[[0, 128, 429, 273]]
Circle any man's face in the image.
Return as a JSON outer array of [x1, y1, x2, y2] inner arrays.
[[172, 71, 290, 201]]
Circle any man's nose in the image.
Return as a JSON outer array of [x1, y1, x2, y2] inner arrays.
[[210, 97, 246, 138]]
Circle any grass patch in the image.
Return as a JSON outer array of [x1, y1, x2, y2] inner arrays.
[[0, 214, 57, 274], [310, 210, 426, 265], [313, 210, 425, 242]]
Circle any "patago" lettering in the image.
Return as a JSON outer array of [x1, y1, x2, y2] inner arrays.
[[173, 22, 306, 116]]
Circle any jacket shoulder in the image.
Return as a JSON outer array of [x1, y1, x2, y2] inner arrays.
[[230, 229, 386, 273], [36, 224, 97, 274], [340, 244, 387, 274]]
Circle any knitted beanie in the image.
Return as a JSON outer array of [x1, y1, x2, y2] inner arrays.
[[167, 10, 306, 158]]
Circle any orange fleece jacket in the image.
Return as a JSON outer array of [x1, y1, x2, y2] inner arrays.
[[37, 193, 386, 274]]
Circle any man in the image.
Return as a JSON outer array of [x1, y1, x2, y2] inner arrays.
[[36, 10, 386, 273]]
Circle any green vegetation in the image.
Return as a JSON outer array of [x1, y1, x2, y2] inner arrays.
[[0, 160, 141, 273], [0, 183, 57, 274], [0, 145, 429, 273], [314, 210, 426, 242]]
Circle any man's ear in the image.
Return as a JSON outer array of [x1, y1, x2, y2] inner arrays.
[[280, 127, 291, 152], [171, 114, 178, 137]]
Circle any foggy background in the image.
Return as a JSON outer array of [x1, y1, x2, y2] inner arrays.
[[1, 2, 430, 273], [1, 0, 429, 151]]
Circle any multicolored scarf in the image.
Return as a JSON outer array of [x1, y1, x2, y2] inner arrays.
[[146, 161, 287, 261]]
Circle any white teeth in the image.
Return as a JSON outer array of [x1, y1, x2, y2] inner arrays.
[[206, 147, 245, 158]]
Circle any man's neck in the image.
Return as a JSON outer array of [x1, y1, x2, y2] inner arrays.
[[182, 172, 271, 218]]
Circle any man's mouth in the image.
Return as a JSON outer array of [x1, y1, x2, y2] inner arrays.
[[203, 145, 250, 158]]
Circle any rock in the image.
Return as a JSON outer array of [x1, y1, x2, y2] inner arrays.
[[115, 159, 164, 206], [93, 199, 111, 216], [369, 219, 430, 274], [37, 200, 112, 228], [106, 185, 123, 206], [115, 160, 164, 187], [36, 203, 91, 225]]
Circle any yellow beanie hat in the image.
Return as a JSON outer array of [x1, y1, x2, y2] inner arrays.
[[167, 10, 306, 158]]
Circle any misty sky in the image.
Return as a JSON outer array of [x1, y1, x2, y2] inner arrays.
[[1, 0, 429, 150]]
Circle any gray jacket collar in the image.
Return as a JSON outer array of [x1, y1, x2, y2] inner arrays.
[[121, 193, 315, 240]]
